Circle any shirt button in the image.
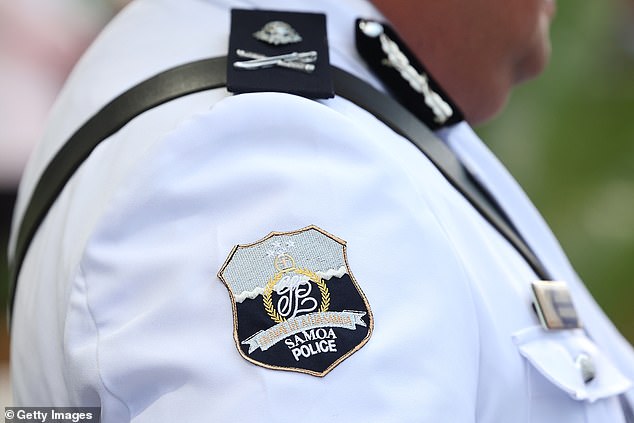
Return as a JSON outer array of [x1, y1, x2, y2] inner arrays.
[[575, 353, 596, 384]]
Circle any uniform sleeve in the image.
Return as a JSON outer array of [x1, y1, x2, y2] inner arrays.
[[65, 92, 481, 422]]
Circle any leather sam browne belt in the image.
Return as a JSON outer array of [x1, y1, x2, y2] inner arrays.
[[9, 56, 550, 317]]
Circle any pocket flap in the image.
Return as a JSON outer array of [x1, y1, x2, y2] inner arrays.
[[512, 326, 632, 402]]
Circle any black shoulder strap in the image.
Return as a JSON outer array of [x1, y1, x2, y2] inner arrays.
[[8, 56, 551, 317]]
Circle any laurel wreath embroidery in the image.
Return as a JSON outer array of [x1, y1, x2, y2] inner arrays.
[[263, 268, 330, 324]]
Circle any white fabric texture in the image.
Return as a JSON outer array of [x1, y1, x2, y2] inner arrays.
[[9, 0, 634, 421]]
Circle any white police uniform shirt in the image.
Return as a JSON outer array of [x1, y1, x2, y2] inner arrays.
[[10, 0, 634, 421]]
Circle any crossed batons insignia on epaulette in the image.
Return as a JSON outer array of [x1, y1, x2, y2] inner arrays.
[[232, 20, 318, 73]]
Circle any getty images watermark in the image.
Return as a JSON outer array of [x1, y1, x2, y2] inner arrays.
[[4, 408, 100, 423]]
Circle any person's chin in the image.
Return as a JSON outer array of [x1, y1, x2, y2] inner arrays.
[[514, 37, 552, 86], [463, 80, 513, 126]]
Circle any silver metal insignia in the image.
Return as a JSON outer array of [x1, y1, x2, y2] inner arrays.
[[253, 21, 303, 45], [233, 49, 317, 73], [531, 280, 582, 330], [359, 20, 384, 38]]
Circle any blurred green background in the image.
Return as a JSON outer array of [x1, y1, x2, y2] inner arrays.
[[0, 0, 633, 349], [479, 0, 634, 342]]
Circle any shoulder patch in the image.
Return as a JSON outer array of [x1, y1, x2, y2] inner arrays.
[[218, 225, 373, 377], [227, 9, 334, 99]]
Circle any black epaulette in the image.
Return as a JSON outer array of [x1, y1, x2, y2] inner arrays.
[[356, 18, 464, 130], [227, 9, 334, 99]]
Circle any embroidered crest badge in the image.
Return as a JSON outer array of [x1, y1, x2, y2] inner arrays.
[[218, 226, 373, 377]]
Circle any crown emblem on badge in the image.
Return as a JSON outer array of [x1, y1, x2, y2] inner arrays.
[[253, 20, 303, 45], [218, 226, 373, 376], [267, 240, 296, 271]]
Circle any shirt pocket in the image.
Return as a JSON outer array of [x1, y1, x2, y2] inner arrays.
[[513, 326, 632, 402], [512, 326, 632, 421]]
